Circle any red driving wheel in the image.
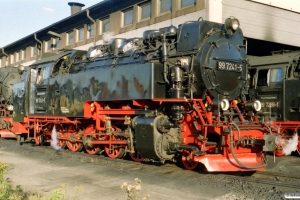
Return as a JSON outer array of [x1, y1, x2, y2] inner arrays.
[[129, 149, 143, 162], [104, 135, 126, 159], [182, 150, 198, 170], [84, 125, 102, 155], [66, 124, 83, 152]]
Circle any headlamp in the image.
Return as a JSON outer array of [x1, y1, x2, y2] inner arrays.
[[245, 100, 262, 112], [224, 16, 240, 34], [220, 99, 230, 111]]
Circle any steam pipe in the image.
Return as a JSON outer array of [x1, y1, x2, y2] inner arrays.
[[177, 145, 199, 151], [229, 123, 267, 169], [169, 143, 200, 152], [163, 32, 171, 85], [86, 9, 96, 46], [34, 33, 43, 59]]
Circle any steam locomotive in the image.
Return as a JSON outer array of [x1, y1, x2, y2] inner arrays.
[[248, 50, 300, 156], [0, 17, 282, 172]]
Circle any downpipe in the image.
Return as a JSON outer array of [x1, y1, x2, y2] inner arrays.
[[1, 48, 8, 60], [86, 9, 96, 46], [34, 33, 43, 59]]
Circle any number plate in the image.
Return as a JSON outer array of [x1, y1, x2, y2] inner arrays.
[[217, 61, 243, 72]]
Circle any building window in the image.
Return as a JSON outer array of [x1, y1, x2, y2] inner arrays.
[[54, 38, 60, 49], [67, 30, 74, 45], [139, 2, 151, 20], [160, 0, 172, 13], [87, 23, 94, 38], [101, 17, 110, 33], [21, 49, 26, 60], [46, 40, 52, 51], [181, 0, 195, 8], [32, 45, 40, 56], [10, 54, 14, 64], [32, 46, 37, 57], [123, 8, 133, 27], [77, 26, 84, 41]]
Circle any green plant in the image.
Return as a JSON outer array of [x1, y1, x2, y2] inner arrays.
[[0, 159, 9, 182], [29, 184, 83, 200], [121, 178, 150, 200]]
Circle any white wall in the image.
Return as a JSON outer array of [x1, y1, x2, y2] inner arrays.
[[223, 0, 300, 47], [249, 0, 300, 13], [205, 0, 223, 23]]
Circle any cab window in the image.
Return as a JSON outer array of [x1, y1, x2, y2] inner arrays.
[[257, 69, 268, 86], [36, 63, 52, 84], [270, 68, 282, 82], [257, 68, 283, 87]]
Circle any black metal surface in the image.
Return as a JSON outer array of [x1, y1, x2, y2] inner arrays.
[[47, 62, 165, 117], [0, 66, 22, 105], [135, 117, 157, 159], [285, 80, 300, 120], [249, 51, 300, 121], [165, 20, 249, 100]]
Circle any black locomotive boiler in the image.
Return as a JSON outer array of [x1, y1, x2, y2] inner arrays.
[[0, 17, 279, 171]]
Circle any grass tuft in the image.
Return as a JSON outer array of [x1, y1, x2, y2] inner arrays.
[[121, 178, 150, 200]]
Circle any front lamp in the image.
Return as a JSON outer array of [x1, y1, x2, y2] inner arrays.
[[6, 105, 13, 111], [212, 99, 230, 111], [245, 100, 262, 112], [224, 16, 240, 34], [253, 100, 262, 112], [220, 99, 230, 111]]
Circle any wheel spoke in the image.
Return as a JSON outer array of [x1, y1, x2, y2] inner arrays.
[[182, 150, 198, 170], [57, 127, 67, 149], [85, 144, 102, 155], [105, 145, 125, 159], [129, 149, 143, 162], [104, 134, 126, 159], [83, 125, 102, 155], [66, 124, 83, 152]]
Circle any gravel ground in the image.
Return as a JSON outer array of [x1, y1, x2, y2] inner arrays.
[[0, 138, 299, 200]]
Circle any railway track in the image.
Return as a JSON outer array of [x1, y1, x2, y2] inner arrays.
[[219, 174, 300, 190], [254, 171, 300, 181]]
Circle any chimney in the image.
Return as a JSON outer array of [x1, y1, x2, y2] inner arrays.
[[68, 2, 85, 15]]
